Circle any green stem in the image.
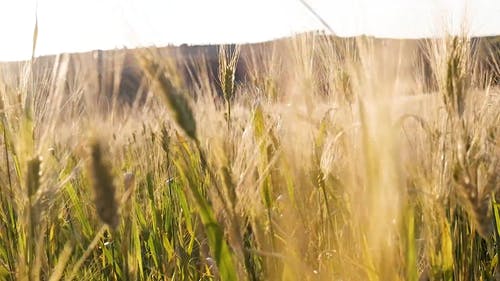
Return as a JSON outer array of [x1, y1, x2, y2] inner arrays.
[[67, 225, 107, 281], [1, 122, 15, 281]]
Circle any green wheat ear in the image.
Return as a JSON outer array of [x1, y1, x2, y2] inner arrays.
[[442, 36, 469, 119], [138, 54, 197, 141], [219, 45, 240, 103], [218, 45, 240, 128], [26, 156, 41, 198], [87, 139, 119, 229]]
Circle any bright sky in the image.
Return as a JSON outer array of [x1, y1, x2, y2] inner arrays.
[[0, 0, 499, 61]]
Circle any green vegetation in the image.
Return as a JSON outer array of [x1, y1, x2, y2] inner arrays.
[[0, 33, 499, 280]]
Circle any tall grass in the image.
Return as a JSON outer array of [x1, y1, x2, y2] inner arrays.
[[0, 32, 499, 281]]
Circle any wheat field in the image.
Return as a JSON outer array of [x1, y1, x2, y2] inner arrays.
[[0, 33, 499, 280]]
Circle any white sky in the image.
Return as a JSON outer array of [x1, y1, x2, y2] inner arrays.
[[0, 0, 499, 61]]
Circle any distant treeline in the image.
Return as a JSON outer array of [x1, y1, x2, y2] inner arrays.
[[1, 33, 498, 105]]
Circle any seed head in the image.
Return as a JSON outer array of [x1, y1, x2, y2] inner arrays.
[[139, 54, 197, 140], [88, 139, 119, 229]]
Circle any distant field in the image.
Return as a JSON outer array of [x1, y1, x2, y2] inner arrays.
[[0, 33, 499, 280]]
